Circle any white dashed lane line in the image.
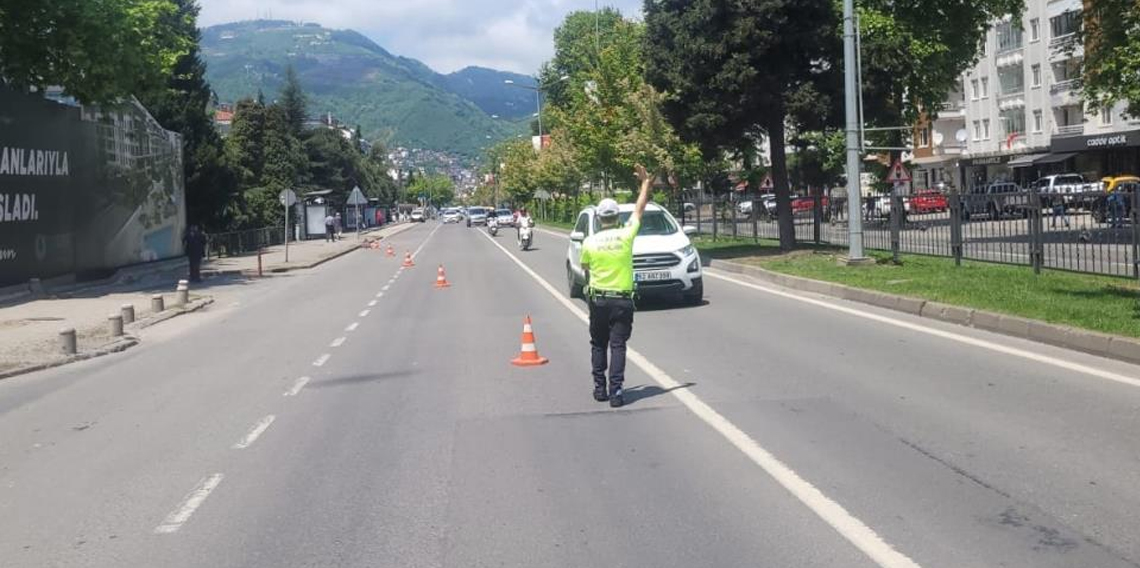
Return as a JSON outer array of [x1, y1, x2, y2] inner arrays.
[[359, 309, 371, 317], [154, 474, 224, 534], [346, 322, 359, 332], [368, 300, 377, 307], [313, 354, 331, 367], [231, 415, 276, 450], [284, 376, 310, 396], [330, 337, 347, 348]]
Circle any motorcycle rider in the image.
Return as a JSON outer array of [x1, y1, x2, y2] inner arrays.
[[516, 207, 533, 244]]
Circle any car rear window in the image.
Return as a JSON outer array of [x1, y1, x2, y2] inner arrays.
[[594, 211, 677, 236]]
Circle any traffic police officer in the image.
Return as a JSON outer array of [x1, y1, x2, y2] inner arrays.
[[579, 164, 652, 407]]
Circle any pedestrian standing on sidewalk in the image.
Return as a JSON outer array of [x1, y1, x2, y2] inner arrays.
[[579, 164, 652, 408], [1051, 197, 1070, 228], [325, 213, 335, 242], [334, 212, 343, 240], [183, 225, 207, 283]]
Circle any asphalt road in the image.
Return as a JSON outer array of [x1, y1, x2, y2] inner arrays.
[[3, 221, 1140, 567]]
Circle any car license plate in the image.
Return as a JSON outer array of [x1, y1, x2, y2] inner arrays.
[[635, 271, 671, 282]]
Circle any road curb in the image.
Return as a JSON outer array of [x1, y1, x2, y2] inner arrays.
[[0, 296, 214, 381], [202, 223, 419, 278], [709, 258, 1140, 366]]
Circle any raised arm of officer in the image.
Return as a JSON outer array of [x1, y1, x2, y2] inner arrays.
[[632, 164, 653, 225]]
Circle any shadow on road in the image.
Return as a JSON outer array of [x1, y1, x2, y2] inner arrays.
[[622, 382, 696, 406], [310, 370, 418, 389]]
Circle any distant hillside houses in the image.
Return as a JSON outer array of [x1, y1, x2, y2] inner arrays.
[[212, 105, 372, 154]]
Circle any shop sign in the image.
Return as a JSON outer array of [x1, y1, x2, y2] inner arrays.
[[1052, 129, 1140, 153]]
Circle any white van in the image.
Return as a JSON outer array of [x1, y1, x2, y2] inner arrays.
[[566, 203, 702, 305]]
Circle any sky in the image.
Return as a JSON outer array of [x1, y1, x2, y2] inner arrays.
[[197, 0, 643, 75]]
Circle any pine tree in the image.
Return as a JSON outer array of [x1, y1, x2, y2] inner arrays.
[[280, 65, 308, 137], [225, 98, 268, 188]]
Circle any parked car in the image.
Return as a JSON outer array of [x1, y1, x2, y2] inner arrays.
[[566, 203, 703, 305], [910, 190, 949, 214], [1091, 176, 1137, 224], [792, 195, 830, 218], [867, 195, 911, 218], [962, 182, 1030, 220], [738, 195, 777, 217], [466, 206, 489, 227], [1035, 174, 1100, 209], [410, 208, 426, 222]]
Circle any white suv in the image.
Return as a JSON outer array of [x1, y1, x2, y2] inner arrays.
[[566, 203, 703, 305]]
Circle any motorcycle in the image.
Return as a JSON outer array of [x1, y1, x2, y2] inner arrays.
[[517, 218, 534, 251], [487, 217, 499, 236]]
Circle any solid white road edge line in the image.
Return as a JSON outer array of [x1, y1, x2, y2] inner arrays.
[[231, 415, 276, 450], [345, 322, 359, 332], [541, 228, 1139, 388], [284, 376, 310, 396], [330, 337, 347, 348], [704, 271, 1140, 389], [153, 473, 224, 534], [478, 230, 922, 568], [313, 354, 331, 367]]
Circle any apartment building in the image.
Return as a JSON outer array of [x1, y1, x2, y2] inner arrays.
[[914, 0, 1140, 192]]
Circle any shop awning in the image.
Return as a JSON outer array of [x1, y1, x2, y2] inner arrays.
[[1007, 153, 1048, 167], [911, 154, 957, 166], [1034, 152, 1078, 164]]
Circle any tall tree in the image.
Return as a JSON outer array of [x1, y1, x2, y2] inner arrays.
[[644, 0, 838, 250], [1079, 0, 1140, 118], [0, 0, 192, 103], [855, 0, 1024, 156], [261, 104, 307, 191], [138, 0, 236, 231], [225, 97, 268, 188], [279, 65, 308, 137], [539, 8, 628, 109]]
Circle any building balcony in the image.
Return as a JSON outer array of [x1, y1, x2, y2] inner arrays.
[[998, 92, 1026, 111], [1055, 124, 1084, 137], [1050, 80, 1082, 107], [995, 48, 1024, 68], [1050, 79, 1078, 94]]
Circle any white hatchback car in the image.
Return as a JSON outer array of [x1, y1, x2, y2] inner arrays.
[[566, 203, 703, 305]]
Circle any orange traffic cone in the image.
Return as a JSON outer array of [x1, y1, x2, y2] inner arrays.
[[434, 265, 451, 288], [511, 316, 549, 367], [386, 244, 395, 257], [402, 251, 415, 267]]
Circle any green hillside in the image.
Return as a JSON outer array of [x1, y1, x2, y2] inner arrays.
[[201, 20, 524, 158]]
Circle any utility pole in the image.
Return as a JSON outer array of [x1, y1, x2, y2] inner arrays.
[[842, 0, 867, 263]]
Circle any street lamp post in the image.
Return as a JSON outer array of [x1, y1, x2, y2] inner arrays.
[[505, 75, 570, 138]]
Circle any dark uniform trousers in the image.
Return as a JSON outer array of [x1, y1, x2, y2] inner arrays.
[[588, 295, 634, 393]]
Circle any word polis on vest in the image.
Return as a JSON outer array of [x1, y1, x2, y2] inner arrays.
[[0, 146, 71, 223]]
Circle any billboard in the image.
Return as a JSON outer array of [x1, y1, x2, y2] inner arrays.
[[0, 88, 185, 287]]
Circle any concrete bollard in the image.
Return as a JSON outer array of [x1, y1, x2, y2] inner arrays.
[[121, 304, 136, 325], [60, 328, 77, 355], [108, 314, 124, 337], [151, 294, 165, 312], [174, 280, 189, 307]]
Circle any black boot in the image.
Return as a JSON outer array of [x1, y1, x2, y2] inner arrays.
[[609, 388, 624, 408], [593, 385, 609, 402]]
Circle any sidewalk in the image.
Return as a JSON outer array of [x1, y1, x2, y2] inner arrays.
[[203, 223, 416, 276], [0, 222, 416, 377]]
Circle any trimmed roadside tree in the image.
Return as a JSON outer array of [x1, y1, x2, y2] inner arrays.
[[644, 0, 838, 250]]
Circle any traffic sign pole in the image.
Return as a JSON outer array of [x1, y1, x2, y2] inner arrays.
[[279, 189, 299, 263]]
